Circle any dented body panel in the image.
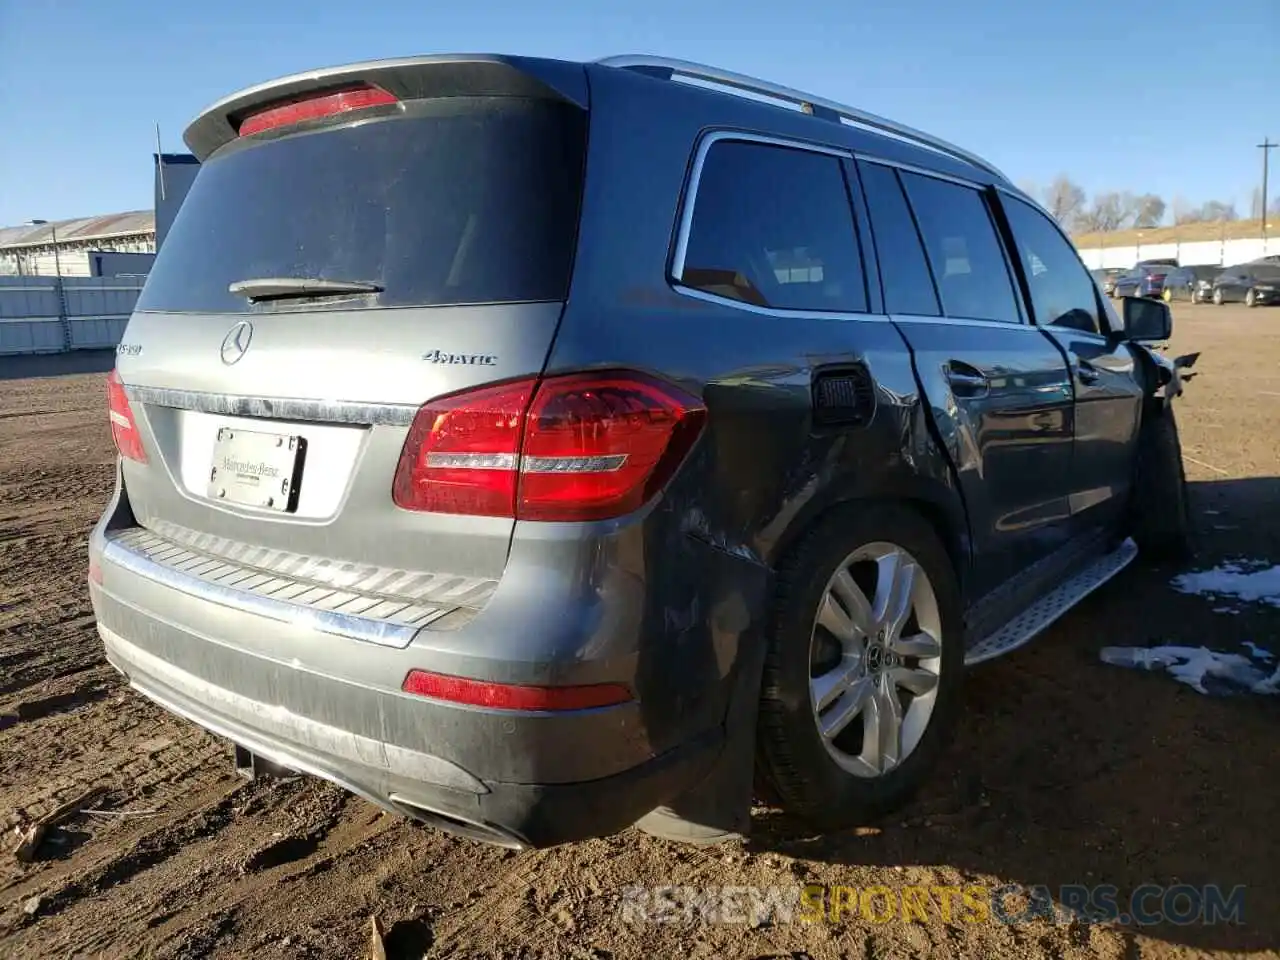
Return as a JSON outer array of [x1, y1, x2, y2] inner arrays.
[[89, 53, 1183, 848]]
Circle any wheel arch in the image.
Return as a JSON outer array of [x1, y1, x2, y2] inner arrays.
[[766, 483, 971, 603]]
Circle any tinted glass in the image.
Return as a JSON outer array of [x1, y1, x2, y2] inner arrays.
[[858, 162, 941, 316], [138, 98, 586, 313], [1002, 197, 1101, 333], [681, 141, 868, 312], [900, 173, 1020, 323]]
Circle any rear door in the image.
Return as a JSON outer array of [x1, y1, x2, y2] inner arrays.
[[114, 63, 588, 588], [996, 193, 1143, 532], [857, 161, 1075, 599]]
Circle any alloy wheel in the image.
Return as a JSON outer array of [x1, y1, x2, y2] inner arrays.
[[808, 542, 943, 779]]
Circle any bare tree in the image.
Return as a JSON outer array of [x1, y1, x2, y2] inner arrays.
[[1132, 194, 1166, 228], [1078, 191, 1128, 232], [1041, 175, 1086, 229], [1198, 200, 1238, 222], [1172, 196, 1202, 225]]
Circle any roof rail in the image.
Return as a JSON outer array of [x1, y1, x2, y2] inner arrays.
[[595, 54, 1008, 182]]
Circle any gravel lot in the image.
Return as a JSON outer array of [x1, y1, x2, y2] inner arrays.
[[1, 302, 1278, 959]]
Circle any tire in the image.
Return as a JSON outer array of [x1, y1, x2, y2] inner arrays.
[[1246, 288, 1258, 308], [1213, 287, 1224, 305], [756, 504, 963, 830], [1130, 407, 1191, 562]]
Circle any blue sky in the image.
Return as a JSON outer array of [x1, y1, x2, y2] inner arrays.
[[0, 0, 1276, 226]]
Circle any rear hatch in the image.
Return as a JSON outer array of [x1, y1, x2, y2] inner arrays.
[[110, 57, 588, 632]]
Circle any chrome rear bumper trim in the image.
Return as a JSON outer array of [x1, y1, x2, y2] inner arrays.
[[124, 384, 417, 427], [102, 536, 419, 648]]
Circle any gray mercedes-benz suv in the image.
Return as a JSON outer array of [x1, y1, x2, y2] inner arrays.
[[89, 53, 1193, 849]]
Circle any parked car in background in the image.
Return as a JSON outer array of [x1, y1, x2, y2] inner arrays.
[[1162, 265, 1220, 304], [1210, 262, 1280, 307], [1113, 264, 1171, 299], [1091, 267, 1125, 296]]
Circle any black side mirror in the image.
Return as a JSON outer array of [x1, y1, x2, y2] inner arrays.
[[1121, 296, 1172, 342]]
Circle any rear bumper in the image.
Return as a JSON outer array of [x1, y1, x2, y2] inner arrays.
[[99, 622, 718, 847], [88, 517, 728, 847]]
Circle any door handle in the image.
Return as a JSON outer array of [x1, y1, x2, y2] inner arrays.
[[1076, 359, 1101, 385], [945, 362, 990, 397]]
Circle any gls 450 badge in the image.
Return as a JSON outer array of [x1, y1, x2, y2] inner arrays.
[[421, 350, 497, 366]]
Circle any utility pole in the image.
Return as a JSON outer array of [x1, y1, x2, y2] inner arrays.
[[1260, 137, 1277, 242]]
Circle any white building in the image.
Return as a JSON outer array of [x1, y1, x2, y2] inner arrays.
[[0, 211, 156, 277]]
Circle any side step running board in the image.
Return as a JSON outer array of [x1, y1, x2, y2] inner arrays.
[[964, 538, 1139, 666]]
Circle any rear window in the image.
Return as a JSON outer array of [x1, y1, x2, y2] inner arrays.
[[678, 140, 869, 313], [138, 97, 586, 313]]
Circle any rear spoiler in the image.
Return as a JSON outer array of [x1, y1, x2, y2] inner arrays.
[[183, 54, 589, 160]]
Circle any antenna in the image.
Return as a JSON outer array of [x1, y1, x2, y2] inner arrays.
[[156, 123, 167, 201]]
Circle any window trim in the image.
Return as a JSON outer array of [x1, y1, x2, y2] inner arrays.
[[669, 130, 882, 320]]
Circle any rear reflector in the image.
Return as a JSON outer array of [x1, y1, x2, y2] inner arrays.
[[401, 670, 632, 711], [106, 370, 147, 463], [238, 84, 399, 137], [88, 553, 103, 586], [393, 372, 706, 522]]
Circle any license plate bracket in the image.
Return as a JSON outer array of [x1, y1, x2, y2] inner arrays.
[[208, 427, 305, 512]]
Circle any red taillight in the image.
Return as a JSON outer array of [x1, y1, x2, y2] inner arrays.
[[518, 373, 706, 521], [401, 670, 632, 711], [106, 370, 147, 463], [238, 84, 399, 137], [392, 372, 706, 521], [88, 553, 103, 586], [1150, 274, 1166, 282], [392, 379, 534, 517]]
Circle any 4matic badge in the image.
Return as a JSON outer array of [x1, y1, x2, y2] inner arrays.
[[421, 350, 497, 366]]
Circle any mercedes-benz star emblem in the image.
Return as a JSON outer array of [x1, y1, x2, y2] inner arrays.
[[220, 320, 254, 365]]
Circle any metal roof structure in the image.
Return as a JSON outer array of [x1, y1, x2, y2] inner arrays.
[[0, 211, 155, 250]]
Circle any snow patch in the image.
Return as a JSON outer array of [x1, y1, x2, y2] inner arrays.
[[1171, 561, 1280, 609], [1099, 644, 1280, 696], [1243, 641, 1276, 662]]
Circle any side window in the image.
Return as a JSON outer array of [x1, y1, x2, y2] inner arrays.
[[680, 140, 868, 313], [899, 172, 1021, 324], [1001, 196, 1102, 334], [857, 161, 941, 316]]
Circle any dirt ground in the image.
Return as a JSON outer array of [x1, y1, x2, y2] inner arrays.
[[1, 303, 1278, 960]]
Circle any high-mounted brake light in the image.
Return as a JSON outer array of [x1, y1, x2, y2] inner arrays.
[[106, 370, 147, 463], [238, 84, 399, 137], [392, 372, 706, 522], [401, 670, 632, 711]]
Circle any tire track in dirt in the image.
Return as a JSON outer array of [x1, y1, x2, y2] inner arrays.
[[11, 782, 402, 958]]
